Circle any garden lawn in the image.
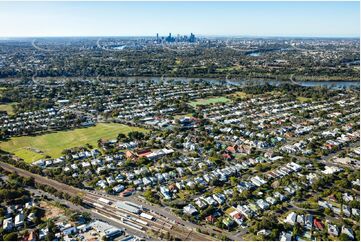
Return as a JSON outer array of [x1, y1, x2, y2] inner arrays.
[[0, 123, 147, 163], [189, 96, 231, 107]]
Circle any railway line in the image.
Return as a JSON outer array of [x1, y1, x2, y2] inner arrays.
[[83, 193, 212, 241], [0, 161, 84, 197], [0, 161, 215, 241]]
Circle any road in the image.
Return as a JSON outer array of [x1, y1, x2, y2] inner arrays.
[[0, 172, 149, 239], [26, 187, 151, 240], [94, 190, 243, 240], [0, 161, 215, 241], [289, 73, 302, 86]]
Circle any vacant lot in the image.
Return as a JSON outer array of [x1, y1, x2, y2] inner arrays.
[[189, 96, 231, 107], [39, 201, 66, 220], [0, 123, 147, 163]]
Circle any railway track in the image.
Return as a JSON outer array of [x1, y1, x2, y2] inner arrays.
[[0, 161, 84, 197], [0, 161, 214, 240], [84, 194, 211, 241], [85, 193, 174, 228]]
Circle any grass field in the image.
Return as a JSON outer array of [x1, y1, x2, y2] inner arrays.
[[0, 123, 147, 163], [0, 103, 15, 115], [189, 96, 231, 107], [297, 96, 313, 103]]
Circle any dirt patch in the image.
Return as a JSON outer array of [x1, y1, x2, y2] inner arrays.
[[39, 201, 65, 220]]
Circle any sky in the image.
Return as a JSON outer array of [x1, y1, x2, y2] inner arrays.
[[0, 1, 359, 38]]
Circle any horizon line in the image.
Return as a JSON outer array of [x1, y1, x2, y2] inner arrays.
[[0, 34, 359, 39]]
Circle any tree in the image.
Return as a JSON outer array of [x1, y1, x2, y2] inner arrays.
[[128, 131, 145, 141], [3, 232, 18, 241], [292, 223, 301, 237], [270, 229, 280, 240], [239, 190, 251, 200], [338, 234, 351, 241], [230, 176, 238, 186], [46, 232, 55, 241], [143, 189, 160, 204], [117, 133, 127, 141], [324, 208, 333, 216], [350, 200, 359, 208], [137, 157, 150, 166], [70, 195, 83, 205]]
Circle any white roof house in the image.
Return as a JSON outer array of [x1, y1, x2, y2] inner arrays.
[[15, 212, 25, 227], [327, 222, 339, 237], [341, 226, 354, 240], [3, 217, 14, 231], [280, 231, 292, 241], [284, 212, 297, 225], [183, 204, 198, 216]]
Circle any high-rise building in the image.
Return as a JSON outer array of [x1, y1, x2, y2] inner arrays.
[[189, 33, 196, 43], [156, 32, 196, 43], [165, 33, 175, 43]]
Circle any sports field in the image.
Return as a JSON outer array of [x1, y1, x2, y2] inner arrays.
[[0, 123, 147, 163], [0, 103, 15, 115], [189, 96, 231, 107]]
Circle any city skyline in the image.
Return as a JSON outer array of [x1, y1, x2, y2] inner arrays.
[[0, 1, 359, 38]]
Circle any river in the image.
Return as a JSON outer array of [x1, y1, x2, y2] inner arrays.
[[118, 77, 360, 89]]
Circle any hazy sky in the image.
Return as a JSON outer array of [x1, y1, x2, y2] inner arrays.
[[0, 1, 359, 37]]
